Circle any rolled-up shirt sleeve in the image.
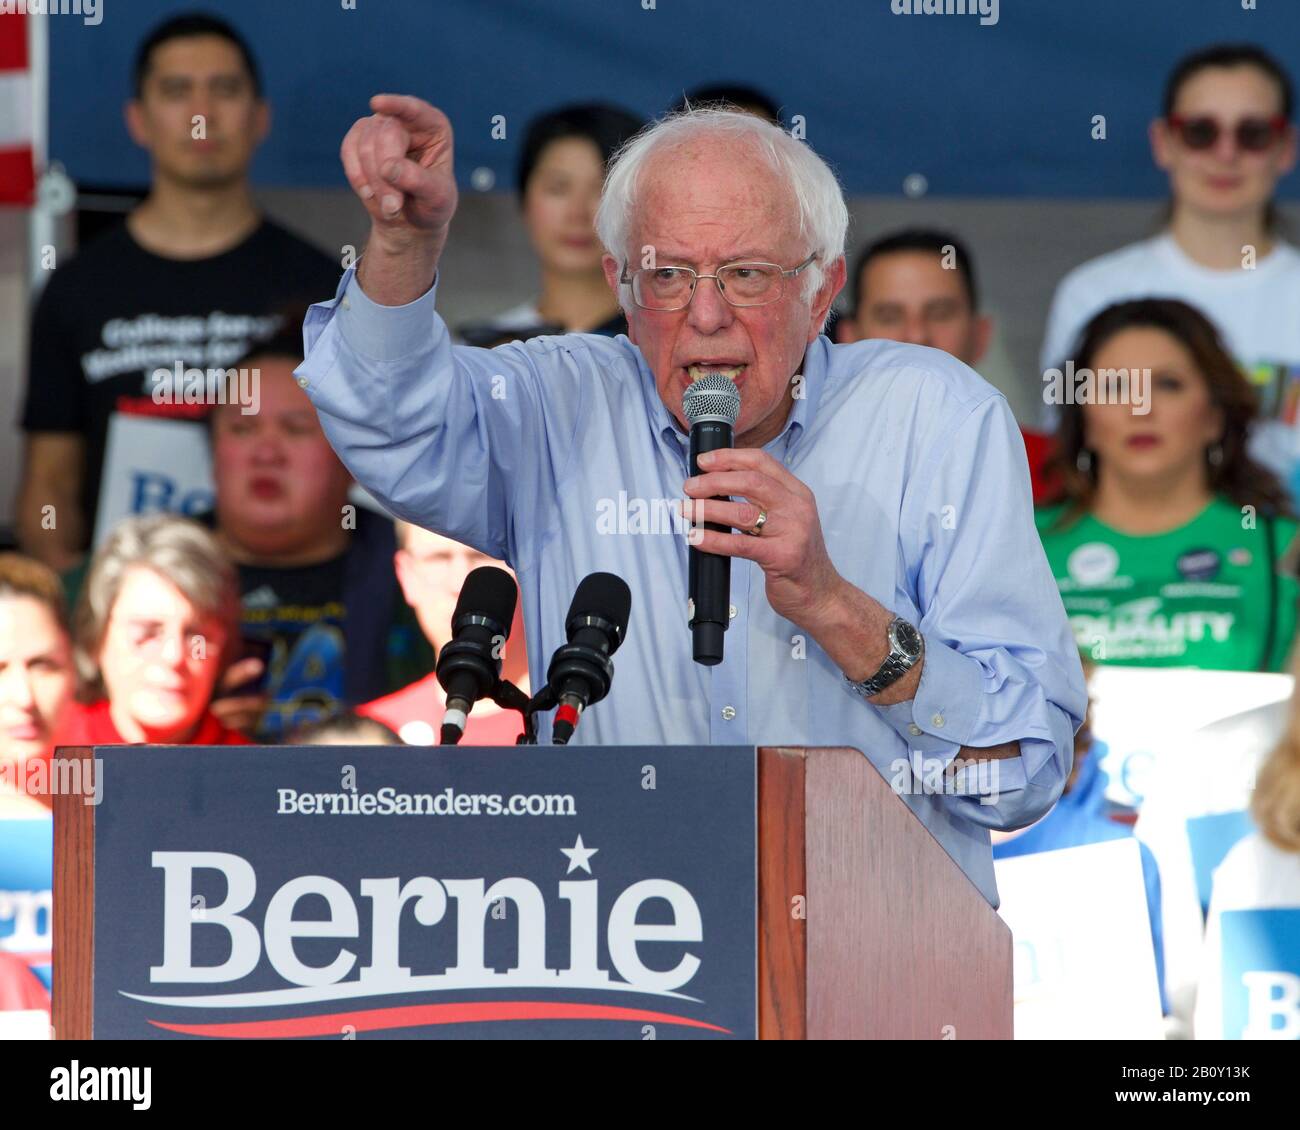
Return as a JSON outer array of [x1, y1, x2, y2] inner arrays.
[[294, 266, 586, 566], [870, 392, 1086, 830]]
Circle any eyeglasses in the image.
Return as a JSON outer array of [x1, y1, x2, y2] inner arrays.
[[620, 254, 817, 311], [1167, 114, 1289, 153]]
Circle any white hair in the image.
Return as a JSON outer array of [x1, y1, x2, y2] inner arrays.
[[75, 514, 240, 693], [595, 108, 849, 311]]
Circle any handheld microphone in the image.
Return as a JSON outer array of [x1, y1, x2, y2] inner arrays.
[[683, 373, 741, 666], [435, 565, 518, 744], [545, 572, 632, 745]]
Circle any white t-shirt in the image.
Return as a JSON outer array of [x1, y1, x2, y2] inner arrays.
[[1039, 233, 1300, 480], [1193, 833, 1300, 1039]]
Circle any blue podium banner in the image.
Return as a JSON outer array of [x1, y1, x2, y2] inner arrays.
[[89, 745, 757, 1040]]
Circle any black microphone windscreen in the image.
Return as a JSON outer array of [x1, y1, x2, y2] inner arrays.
[[566, 572, 632, 649], [454, 565, 518, 632]]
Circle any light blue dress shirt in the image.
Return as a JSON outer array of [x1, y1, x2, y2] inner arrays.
[[297, 268, 1086, 907]]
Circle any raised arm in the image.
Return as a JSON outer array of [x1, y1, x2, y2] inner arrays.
[[297, 95, 598, 565], [340, 94, 459, 306]]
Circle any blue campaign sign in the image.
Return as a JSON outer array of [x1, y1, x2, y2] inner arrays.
[[90, 745, 757, 1040], [1186, 811, 1254, 919], [0, 816, 53, 991], [1219, 909, 1300, 1040]]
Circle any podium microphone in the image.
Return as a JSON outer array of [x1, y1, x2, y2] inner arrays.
[[683, 373, 741, 666], [436, 565, 518, 744], [546, 572, 631, 745]]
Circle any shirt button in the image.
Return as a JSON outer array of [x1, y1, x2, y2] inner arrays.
[[729, 604, 737, 619], [341, 295, 351, 310], [932, 713, 945, 728], [721, 706, 736, 721], [908, 724, 922, 736], [296, 376, 309, 388]]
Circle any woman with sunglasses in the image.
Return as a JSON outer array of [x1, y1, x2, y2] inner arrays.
[[1041, 44, 1300, 492]]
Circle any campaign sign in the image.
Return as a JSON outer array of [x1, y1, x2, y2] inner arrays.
[[1130, 690, 1287, 1029], [994, 839, 1163, 1040], [1186, 810, 1254, 919], [1219, 909, 1300, 1040], [0, 816, 53, 990], [1089, 667, 1290, 811], [88, 745, 757, 1040], [93, 415, 215, 548]]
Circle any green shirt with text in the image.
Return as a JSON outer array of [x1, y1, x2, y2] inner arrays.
[[1035, 497, 1298, 671]]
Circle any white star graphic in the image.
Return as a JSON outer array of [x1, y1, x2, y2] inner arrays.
[[560, 834, 599, 875]]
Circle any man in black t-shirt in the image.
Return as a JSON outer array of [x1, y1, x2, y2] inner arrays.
[[16, 13, 341, 570]]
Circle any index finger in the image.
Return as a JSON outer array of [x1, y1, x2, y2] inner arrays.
[[370, 93, 443, 132]]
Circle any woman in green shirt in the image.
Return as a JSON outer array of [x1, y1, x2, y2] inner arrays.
[[1037, 298, 1299, 671]]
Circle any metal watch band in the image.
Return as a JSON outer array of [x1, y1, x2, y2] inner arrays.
[[849, 653, 907, 698], [845, 617, 922, 699]]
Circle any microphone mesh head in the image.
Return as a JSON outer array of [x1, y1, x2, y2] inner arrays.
[[682, 372, 741, 426]]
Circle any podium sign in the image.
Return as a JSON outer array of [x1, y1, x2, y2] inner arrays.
[[66, 745, 757, 1040], [58, 744, 1015, 1039]]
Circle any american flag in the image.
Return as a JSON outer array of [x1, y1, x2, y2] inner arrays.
[[0, 10, 35, 205]]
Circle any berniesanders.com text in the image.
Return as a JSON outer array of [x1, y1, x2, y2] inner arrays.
[[277, 787, 576, 817]]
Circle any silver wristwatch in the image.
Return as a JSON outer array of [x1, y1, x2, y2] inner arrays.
[[844, 616, 924, 699]]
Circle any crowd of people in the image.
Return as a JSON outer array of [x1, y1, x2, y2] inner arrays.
[[2, 12, 1299, 1038]]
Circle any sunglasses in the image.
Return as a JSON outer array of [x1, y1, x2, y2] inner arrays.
[[1167, 114, 1289, 153]]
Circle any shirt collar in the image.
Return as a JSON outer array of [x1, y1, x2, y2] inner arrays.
[[628, 347, 684, 455], [636, 336, 831, 463]]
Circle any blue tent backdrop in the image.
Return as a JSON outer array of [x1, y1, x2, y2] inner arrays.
[[47, 0, 1300, 199]]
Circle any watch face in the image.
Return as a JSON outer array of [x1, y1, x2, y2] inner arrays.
[[891, 619, 922, 659]]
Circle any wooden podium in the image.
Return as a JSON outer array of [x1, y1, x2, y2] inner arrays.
[[54, 744, 1011, 1039], [757, 747, 1011, 1038]]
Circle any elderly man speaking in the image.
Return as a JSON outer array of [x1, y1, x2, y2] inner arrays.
[[297, 94, 1085, 906]]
